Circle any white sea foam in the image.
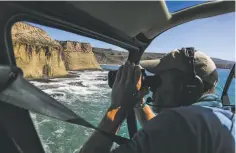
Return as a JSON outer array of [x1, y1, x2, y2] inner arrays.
[[30, 70, 112, 153], [30, 81, 47, 86], [84, 129, 93, 137], [53, 128, 65, 138], [42, 75, 109, 97], [72, 148, 81, 153], [30, 113, 53, 153], [37, 119, 52, 126], [42, 144, 53, 153], [44, 137, 55, 145], [54, 128, 65, 134], [29, 113, 41, 132]]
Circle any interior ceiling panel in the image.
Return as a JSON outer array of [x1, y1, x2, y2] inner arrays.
[[9, 1, 235, 49], [68, 1, 234, 39], [69, 1, 171, 38]]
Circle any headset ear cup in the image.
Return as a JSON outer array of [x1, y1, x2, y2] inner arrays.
[[182, 75, 204, 105], [191, 75, 204, 98]]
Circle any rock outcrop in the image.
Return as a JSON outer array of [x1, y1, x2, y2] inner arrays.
[[59, 41, 101, 70], [12, 21, 233, 79], [12, 22, 101, 79], [12, 22, 68, 79]]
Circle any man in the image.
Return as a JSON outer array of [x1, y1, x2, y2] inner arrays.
[[79, 49, 235, 153]]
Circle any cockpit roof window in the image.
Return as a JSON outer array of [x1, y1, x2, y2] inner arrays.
[[166, 1, 207, 13]]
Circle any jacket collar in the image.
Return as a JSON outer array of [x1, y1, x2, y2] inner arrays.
[[192, 93, 223, 108]]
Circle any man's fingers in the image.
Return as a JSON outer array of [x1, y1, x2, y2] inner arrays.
[[114, 65, 123, 84], [121, 61, 130, 83], [133, 66, 142, 90]]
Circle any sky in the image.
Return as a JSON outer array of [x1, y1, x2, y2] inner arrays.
[[28, 1, 235, 61]]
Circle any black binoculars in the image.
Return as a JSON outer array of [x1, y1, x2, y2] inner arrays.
[[108, 69, 162, 91]]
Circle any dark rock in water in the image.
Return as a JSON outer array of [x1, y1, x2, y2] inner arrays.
[[67, 81, 87, 87], [51, 93, 64, 97], [33, 78, 54, 83], [68, 71, 81, 76], [39, 84, 62, 90], [28, 73, 80, 82], [95, 76, 108, 81]]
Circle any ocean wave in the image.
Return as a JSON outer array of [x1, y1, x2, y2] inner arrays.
[[30, 71, 108, 89]]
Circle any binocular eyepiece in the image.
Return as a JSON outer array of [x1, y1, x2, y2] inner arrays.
[[108, 69, 162, 90]]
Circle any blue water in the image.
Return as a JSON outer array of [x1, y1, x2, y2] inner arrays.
[[217, 69, 235, 104], [29, 65, 235, 153]]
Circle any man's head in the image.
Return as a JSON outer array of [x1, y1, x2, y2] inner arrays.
[[140, 49, 218, 113]]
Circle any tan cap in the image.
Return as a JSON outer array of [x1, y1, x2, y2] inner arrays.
[[140, 49, 218, 87]]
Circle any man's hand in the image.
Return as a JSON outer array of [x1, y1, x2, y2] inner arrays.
[[111, 61, 143, 109], [79, 61, 151, 153]]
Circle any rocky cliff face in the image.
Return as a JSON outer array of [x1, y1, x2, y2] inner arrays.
[[59, 41, 101, 70], [12, 22, 68, 79], [12, 22, 101, 79]]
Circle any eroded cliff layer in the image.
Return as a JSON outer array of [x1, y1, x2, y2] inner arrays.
[[59, 41, 101, 70], [12, 22, 68, 79]]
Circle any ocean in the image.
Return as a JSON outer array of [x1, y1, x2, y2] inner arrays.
[[29, 65, 235, 153]]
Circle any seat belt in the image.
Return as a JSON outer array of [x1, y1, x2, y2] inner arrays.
[[66, 117, 130, 145], [0, 65, 130, 145]]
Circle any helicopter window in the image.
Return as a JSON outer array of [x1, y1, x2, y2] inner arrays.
[[144, 12, 235, 105], [9, 10, 235, 152], [11, 21, 129, 153], [166, 1, 206, 13], [218, 67, 235, 105]]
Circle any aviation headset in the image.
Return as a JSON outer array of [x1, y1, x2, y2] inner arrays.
[[146, 47, 204, 107], [180, 47, 204, 106]]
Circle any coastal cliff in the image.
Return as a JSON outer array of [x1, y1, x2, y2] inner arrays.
[[12, 22, 234, 79], [93, 47, 234, 69], [12, 22, 101, 79], [59, 41, 101, 70], [12, 22, 68, 79]]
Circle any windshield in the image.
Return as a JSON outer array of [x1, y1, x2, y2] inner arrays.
[[11, 21, 129, 152], [145, 12, 235, 104]]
